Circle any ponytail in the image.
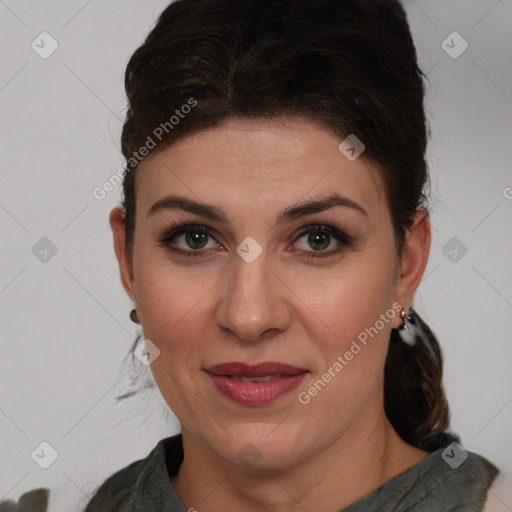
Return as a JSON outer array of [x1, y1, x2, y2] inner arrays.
[[384, 307, 459, 452]]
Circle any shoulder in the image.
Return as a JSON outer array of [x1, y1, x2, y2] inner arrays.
[[405, 446, 500, 511], [83, 456, 147, 512], [83, 434, 183, 512], [343, 444, 499, 512]]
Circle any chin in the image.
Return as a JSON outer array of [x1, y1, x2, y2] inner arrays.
[[218, 422, 307, 469]]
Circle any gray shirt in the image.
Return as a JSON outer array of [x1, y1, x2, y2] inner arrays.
[[83, 434, 498, 512]]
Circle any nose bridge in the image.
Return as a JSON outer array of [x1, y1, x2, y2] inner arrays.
[[217, 251, 287, 341]]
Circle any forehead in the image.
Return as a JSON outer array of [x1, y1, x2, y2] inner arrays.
[[135, 117, 386, 223]]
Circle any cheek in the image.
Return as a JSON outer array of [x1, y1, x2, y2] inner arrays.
[[287, 253, 396, 352], [293, 269, 396, 436], [133, 264, 216, 416], [134, 261, 214, 360]]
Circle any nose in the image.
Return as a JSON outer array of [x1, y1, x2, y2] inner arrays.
[[216, 253, 292, 343]]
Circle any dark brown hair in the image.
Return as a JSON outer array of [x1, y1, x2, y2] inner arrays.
[[119, 0, 458, 452]]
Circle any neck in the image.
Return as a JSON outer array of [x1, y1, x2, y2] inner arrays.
[[171, 406, 429, 512]]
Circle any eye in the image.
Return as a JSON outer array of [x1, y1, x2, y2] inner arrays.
[[158, 222, 222, 256], [292, 224, 353, 258], [157, 221, 353, 260]]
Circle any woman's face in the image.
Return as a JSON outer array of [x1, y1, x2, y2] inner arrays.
[[111, 117, 429, 468]]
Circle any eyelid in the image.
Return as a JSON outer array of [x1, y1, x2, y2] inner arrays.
[[289, 224, 353, 259], [158, 221, 353, 258], [293, 224, 354, 245], [157, 221, 222, 254]]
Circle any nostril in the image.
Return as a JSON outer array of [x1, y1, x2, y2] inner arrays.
[[260, 327, 275, 339]]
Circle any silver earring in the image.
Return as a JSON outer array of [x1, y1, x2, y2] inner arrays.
[[397, 307, 418, 345]]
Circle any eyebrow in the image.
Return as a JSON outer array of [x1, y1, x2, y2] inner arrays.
[[148, 193, 368, 226]]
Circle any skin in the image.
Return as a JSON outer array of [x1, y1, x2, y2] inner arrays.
[[110, 117, 431, 512]]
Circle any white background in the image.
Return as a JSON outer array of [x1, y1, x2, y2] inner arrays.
[[1, 1, 511, 510]]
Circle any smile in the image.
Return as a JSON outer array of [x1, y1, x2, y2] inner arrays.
[[205, 362, 309, 405]]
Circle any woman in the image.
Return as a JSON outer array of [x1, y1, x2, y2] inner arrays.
[[84, 0, 498, 510]]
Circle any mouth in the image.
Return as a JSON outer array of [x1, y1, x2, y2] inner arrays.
[[204, 362, 309, 405], [228, 374, 286, 383]]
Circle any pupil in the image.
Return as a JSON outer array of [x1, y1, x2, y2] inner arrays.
[[185, 231, 207, 249], [308, 232, 330, 251]]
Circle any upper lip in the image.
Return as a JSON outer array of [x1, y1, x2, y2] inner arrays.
[[205, 362, 308, 377]]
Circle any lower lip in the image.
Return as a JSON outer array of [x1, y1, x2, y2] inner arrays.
[[207, 372, 308, 405]]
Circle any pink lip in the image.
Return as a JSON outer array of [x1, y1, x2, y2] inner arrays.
[[205, 361, 309, 405]]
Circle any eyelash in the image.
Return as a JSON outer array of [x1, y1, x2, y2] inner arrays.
[[157, 221, 354, 260]]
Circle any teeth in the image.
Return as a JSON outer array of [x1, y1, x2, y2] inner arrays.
[[230, 374, 282, 383]]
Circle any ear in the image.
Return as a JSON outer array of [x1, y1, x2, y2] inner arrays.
[[392, 207, 431, 327], [109, 206, 136, 303]]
